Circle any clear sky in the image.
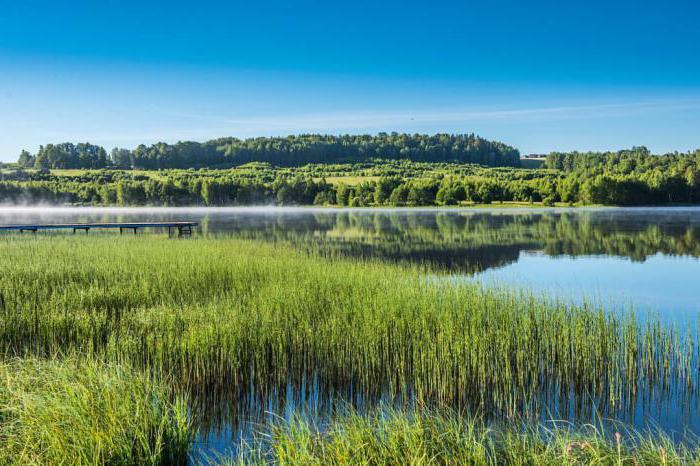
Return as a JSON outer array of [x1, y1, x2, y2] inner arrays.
[[1, 0, 699, 161]]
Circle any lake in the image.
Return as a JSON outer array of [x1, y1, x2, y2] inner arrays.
[[2, 206, 700, 457]]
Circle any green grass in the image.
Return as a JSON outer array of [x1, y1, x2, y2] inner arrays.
[[220, 407, 700, 465], [0, 235, 696, 425], [0, 356, 190, 465]]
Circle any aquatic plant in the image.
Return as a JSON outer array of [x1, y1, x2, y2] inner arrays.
[[0, 356, 190, 465], [0, 235, 696, 430], [217, 407, 700, 465]]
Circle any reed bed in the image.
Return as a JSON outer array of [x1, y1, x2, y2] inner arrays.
[[0, 235, 698, 427], [219, 407, 700, 465], [0, 356, 189, 465]]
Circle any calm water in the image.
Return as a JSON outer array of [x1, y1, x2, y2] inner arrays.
[[2, 206, 700, 458]]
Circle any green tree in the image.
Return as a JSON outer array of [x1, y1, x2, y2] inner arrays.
[[388, 184, 410, 206], [374, 177, 400, 205], [18, 150, 35, 168], [336, 184, 353, 206], [34, 150, 51, 171], [110, 148, 132, 169]]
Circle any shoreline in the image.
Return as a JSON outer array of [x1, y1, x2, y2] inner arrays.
[[6, 203, 700, 214]]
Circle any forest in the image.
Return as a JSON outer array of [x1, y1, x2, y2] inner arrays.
[[2, 139, 699, 207], [14, 133, 520, 169]]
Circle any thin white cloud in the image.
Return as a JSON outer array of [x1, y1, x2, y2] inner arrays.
[[219, 99, 700, 132]]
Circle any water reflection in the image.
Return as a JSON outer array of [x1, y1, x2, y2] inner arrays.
[[187, 364, 700, 461], [3, 207, 700, 273]]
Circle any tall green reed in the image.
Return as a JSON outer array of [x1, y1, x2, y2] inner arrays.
[[0, 356, 190, 465], [0, 235, 697, 427], [218, 407, 700, 465]]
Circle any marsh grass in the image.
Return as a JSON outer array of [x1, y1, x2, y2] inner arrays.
[[0, 235, 698, 432], [218, 407, 700, 465], [0, 356, 190, 465]]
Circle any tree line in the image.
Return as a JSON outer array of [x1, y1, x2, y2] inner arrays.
[[2, 162, 697, 207], [4, 145, 699, 207], [15, 133, 521, 170], [545, 147, 700, 204]]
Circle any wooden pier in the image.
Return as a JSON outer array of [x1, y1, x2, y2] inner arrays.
[[0, 221, 198, 237]]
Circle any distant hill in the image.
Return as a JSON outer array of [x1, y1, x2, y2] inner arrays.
[[16, 133, 521, 170]]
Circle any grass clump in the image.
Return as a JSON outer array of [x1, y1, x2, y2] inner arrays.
[[223, 408, 700, 465], [0, 356, 190, 466]]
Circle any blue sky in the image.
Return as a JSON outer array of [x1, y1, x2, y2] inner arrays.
[[1, 0, 699, 160]]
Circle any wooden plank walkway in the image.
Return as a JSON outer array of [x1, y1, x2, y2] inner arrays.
[[0, 221, 198, 236]]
